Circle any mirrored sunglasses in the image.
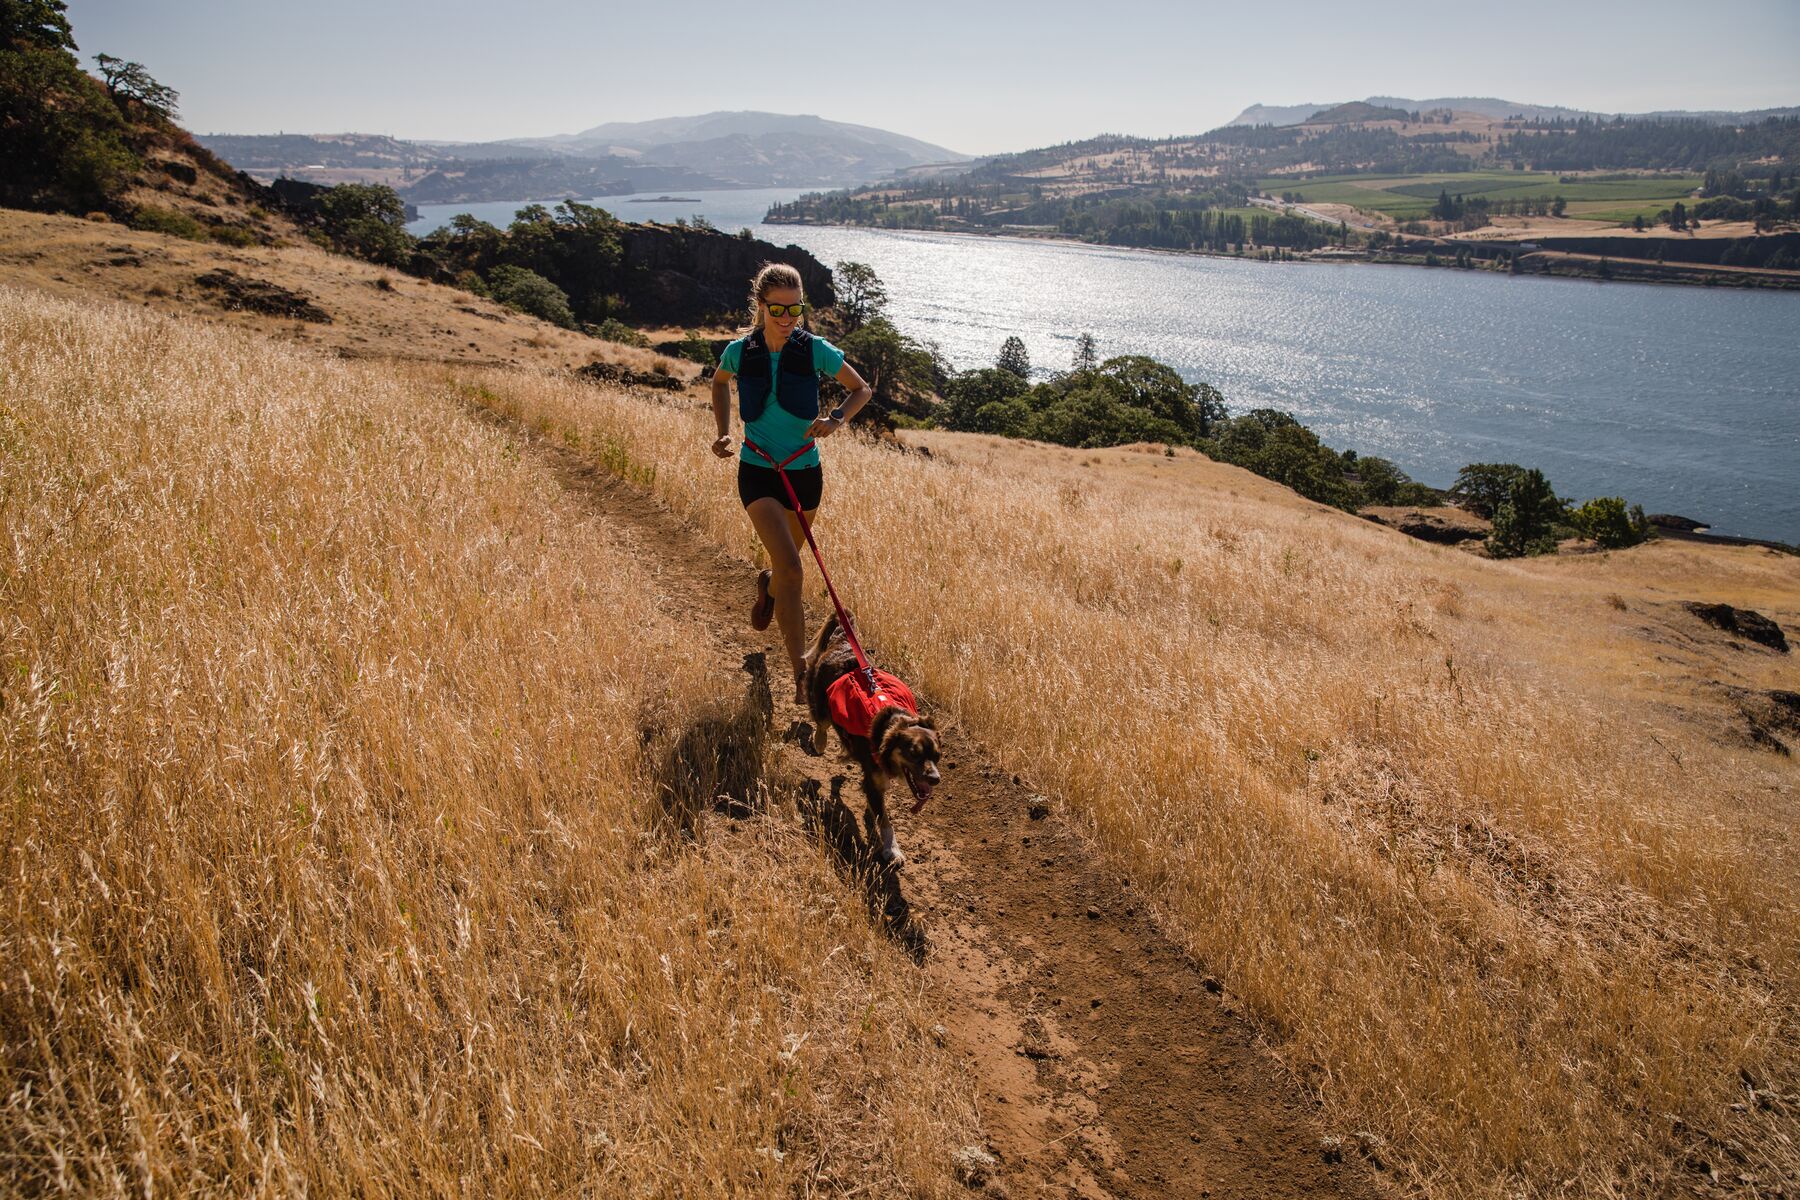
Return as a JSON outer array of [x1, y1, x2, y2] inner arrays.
[[765, 302, 810, 317]]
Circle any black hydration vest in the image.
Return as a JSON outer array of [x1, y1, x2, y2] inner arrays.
[[736, 326, 819, 423]]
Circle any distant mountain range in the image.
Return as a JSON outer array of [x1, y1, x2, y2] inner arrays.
[[197, 112, 970, 204], [1229, 96, 1800, 127]]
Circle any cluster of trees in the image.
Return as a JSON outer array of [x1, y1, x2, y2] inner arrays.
[[923, 326, 1436, 512], [1431, 189, 1567, 224], [1450, 463, 1650, 556], [936, 343, 1227, 450], [1500, 116, 1800, 173], [414, 201, 626, 327], [1, 0, 172, 211], [776, 183, 1348, 255]]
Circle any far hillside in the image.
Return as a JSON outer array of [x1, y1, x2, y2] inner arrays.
[[770, 102, 1800, 285], [197, 112, 973, 203]]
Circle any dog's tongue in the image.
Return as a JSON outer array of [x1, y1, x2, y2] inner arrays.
[[908, 774, 935, 815]]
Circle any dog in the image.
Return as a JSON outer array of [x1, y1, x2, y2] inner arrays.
[[803, 611, 941, 868]]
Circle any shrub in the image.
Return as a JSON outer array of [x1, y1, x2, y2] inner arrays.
[[594, 318, 648, 347], [487, 265, 576, 329], [128, 204, 207, 241], [673, 329, 713, 365], [454, 269, 490, 299], [1572, 497, 1650, 549], [207, 224, 258, 247]]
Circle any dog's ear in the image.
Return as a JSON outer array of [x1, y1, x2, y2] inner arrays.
[[872, 710, 905, 762], [916, 714, 936, 730]]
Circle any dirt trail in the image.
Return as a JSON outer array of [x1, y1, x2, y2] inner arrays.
[[505, 418, 1386, 1199]]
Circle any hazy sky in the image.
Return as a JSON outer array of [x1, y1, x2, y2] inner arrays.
[[65, 0, 1800, 155]]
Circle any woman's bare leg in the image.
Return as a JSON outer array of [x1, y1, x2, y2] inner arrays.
[[745, 497, 812, 702]]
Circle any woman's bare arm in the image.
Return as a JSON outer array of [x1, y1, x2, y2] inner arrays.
[[710, 368, 734, 457], [814, 362, 873, 434]]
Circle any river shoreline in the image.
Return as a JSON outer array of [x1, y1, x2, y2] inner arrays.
[[764, 216, 1800, 291]]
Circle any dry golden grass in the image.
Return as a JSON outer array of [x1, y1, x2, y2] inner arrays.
[[0, 208, 697, 378], [0, 288, 979, 1196], [463, 365, 1800, 1197]]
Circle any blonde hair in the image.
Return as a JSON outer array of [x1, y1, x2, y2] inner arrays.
[[743, 262, 807, 336]]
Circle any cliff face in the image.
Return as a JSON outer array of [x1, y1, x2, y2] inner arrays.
[[616, 226, 835, 326]]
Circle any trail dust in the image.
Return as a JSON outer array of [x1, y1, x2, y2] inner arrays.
[[485, 406, 1387, 1200]]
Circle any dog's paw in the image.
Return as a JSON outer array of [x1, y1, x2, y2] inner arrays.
[[876, 845, 907, 871]]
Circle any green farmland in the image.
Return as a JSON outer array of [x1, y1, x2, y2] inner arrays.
[[1256, 171, 1702, 224]]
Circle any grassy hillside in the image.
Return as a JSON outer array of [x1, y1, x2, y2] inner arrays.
[[4, 205, 1798, 1195], [0, 288, 979, 1195], [454, 367, 1800, 1197]]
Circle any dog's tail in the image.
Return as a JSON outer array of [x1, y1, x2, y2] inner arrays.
[[806, 609, 843, 667]]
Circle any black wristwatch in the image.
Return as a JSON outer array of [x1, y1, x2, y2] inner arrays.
[[829, 407, 846, 422]]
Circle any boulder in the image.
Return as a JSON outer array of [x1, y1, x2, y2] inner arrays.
[[574, 360, 683, 392], [1363, 507, 1487, 545], [193, 269, 330, 323], [1648, 513, 1708, 532], [1684, 602, 1789, 652]]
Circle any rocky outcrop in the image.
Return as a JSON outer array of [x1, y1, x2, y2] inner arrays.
[[574, 360, 684, 392], [1361, 506, 1488, 545], [194, 269, 330, 322], [616, 226, 835, 326], [1684, 602, 1789, 652]]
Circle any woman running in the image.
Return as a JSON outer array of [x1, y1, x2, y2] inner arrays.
[[710, 263, 873, 703]]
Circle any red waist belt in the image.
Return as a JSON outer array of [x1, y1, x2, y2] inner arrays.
[[826, 670, 918, 739]]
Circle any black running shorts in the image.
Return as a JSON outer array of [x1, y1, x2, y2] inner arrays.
[[738, 460, 823, 512]]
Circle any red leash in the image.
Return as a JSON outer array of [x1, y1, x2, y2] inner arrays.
[[742, 437, 879, 693], [743, 437, 934, 816]]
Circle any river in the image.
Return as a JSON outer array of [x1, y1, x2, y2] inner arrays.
[[410, 192, 1800, 541]]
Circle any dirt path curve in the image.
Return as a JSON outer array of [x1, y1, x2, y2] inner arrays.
[[502, 415, 1386, 1200]]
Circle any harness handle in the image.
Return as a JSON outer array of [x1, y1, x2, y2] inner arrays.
[[743, 437, 879, 696]]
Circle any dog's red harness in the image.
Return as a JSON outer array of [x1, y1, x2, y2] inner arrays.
[[826, 670, 918, 739], [743, 436, 933, 815]]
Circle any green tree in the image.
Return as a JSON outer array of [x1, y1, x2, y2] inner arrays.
[[92, 53, 178, 118], [318, 183, 413, 266], [1571, 497, 1650, 548], [2, 0, 74, 49], [0, 0, 139, 211], [1071, 331, 1099, 372], [833, 260, 888, 330], [996, 335, 1031, 379], [839, 316, 941, 406], [1028, 383, 1187, 449], [1095, 355, 1223, 440], [1451, 463, 1528, 519], [1551, 196, 1567, 217], [1208, 410, 1359, 510], [487, 265, 575, 328], [942, 367, 1030, 431], [1485, 468, 1562, 558]]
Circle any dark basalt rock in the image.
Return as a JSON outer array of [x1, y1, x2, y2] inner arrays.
[[1365, 508, 1486, 544], [574, 360, 683, 392], [1684, 602, 1789, 652], [1648, 513, 1708, 532], [194, 269, 330, 323]]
